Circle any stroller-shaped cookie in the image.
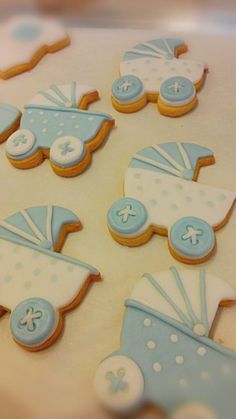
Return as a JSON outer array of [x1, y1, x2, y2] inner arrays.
[[111, 38, 207, 117], [0, 205, 100, 351], [108, 142, 236, 264], [0, 15, 70, 79], [95, 267, 236, 418], [4, 82, 115, 177]]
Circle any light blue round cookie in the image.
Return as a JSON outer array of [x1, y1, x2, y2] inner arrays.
[[112, 75, 143, 103], [108, 197, 147, 235]]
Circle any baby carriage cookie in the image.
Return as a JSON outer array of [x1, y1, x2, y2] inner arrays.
[[0, 104, 21, 143], [4, 82, 115, 177], [0, 205, 101, 351], [94, 267, 236, 418], [107, 142, 236, 264], [111, 38, 207, 117], [0, 15, 70, 79]]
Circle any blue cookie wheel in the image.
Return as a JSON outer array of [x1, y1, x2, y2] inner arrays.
[[169, 216, 215, 263], [94, 355, 144, 414], [10, 298, 59, 350], [50, 136, 85, 168], [159, 76, 195, 105], [112, 75, 144, 104], [107, 197, 148, 237], [6, 129, 36, 159]]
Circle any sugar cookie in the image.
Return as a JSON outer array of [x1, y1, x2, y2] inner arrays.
[[0, 15, 70, 79], [95, 267, 236, 418], [0, 205, 101, 351], [111, 38, 207, 117], [107, 142, 236, 264], [4, 82, 115, 177]]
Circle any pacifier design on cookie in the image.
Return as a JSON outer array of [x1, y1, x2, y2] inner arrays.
[[0, 205, 101, 351], [0, 15, 70, 79], [94, 267, 236, 418], [111, 38, 208, 117], [3, 82, 115, 177], [107, 142, 236, 264]]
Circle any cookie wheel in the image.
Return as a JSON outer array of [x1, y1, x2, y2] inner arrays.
[[168, 216, 215, 264], [158, 76, 197, 117], [111, 75, 146, 112], [94, 355, 144, 414], [10, 298, 59, 350], [50, 136, 86, 170], [6, 129, 36, 159], [170, 402, 219, 419], [107, 197, 148, 240]]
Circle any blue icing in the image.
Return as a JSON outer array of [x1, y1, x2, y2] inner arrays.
[[0, 104, 21, 134], [160, 76, 195, 103], [10, 298, 57, 347], [169, 216, 215, 259], [107, 198, 147, 235], [0, 206, 79, 247], [113, 301, 236, 417], [112, 75, 143, 102], [9, 105, 112, 160], [12, 24, 42, 41], [129, 142, 214, 179], [123, 38, 185, 61]]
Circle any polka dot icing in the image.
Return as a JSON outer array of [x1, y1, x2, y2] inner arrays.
[[147, 340, 156, 349], [175, 355, 184, 365], [143, 318, 151, 327], [153, 362, 162, 372], [170, 334, 178, 343], [197, 347, 207, 357]]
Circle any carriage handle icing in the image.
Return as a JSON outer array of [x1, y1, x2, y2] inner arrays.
[[94, 268, 236, 418], [0, 205, 101, 351], [107, 142, 236, 264]]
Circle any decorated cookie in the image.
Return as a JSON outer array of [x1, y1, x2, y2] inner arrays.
[[4, 82, 115, 177], [0, 104, 21, 143], [0, 15, 70, 79], [0, 205, 101, 351], [94, 267, 236, 418], [107, 142, 236, 264], [111, 38, 208, 117]]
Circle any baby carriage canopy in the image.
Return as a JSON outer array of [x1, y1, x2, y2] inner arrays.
[[128, 142, 214, 181], [129, 267, 236, 337], [0, 104, 21, 136], [123, 38, 185, 61], [27, 82, 96, 108], [0, 205, 80, 250]]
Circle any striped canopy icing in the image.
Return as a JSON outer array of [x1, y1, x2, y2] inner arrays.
[[0, 205, 79, 250], [123, 38, 185, 62], [128, 142, 214, 181], [129, 267, 236, 337]]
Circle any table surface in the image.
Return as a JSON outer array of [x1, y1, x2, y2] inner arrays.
[[0, 27, 236, 419]]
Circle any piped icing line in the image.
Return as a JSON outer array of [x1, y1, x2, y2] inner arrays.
[[177, 142, 192, 170], [0, 234, 99, 275], [20, 209, 46, 243], [46, 205, 53, 244], [151, 144, 185, 172], [133, 153, 184, 178], [0, 220, 44, 246], [23, 104, 113, 120], [200, 270, 209, 331], [125, 299, 236, 359]]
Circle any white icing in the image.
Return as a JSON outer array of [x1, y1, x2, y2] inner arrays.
[[50, 136, 84, 166], [6, 129, 35, 156], [0, 239, 92, 310], [130, 270, 236, 331], [143, 318, 151, 327], [175, 355, 184, 365], [124, 168, 236, 230], [0, 16, 68, 72], [147, 340, 156, 349], [153, 362, 162, 372], [170, 334, 178, 343], [120, 57, 206, 94], [94, 355, 144, 413], [159, 89, 196, 107], [28, 84, 96, 108], [197, 347, 207, 357]]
